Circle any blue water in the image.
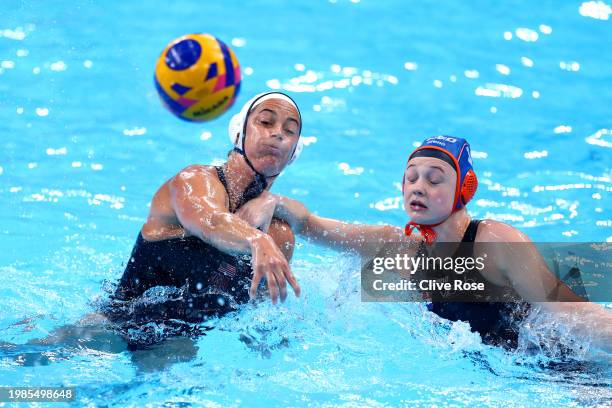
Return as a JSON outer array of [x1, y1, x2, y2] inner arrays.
[[1, 0, 611, 406]]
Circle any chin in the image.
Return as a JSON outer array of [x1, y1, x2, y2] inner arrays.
[[262, 168, 283, 177], [406, 210, 444, 225], [254, 158, 284, 176]]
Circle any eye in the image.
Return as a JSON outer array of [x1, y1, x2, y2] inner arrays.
[[285, 128, 297, 136], [405, 171, 418, 183], [428, 176, 443, 185]]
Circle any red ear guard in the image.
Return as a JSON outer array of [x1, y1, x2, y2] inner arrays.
[[460, 169, 478, 206]]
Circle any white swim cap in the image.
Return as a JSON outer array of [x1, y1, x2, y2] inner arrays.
[[228, 92, 303, 165]]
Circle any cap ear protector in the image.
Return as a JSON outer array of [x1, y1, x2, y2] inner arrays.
[[403, 135, 478, 211], [228, 92, 303, 165], [460, 168, 478, 207]]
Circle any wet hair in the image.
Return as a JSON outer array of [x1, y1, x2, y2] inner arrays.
[[410, 148, 456, 171]]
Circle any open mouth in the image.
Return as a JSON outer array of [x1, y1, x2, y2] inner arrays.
[[409, 199, 428, 211]]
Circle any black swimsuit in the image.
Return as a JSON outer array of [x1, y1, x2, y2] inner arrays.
[[420, 220, 530, 349], [108, 166, 266, 323]]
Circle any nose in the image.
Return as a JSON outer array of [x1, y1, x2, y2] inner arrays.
[[270, 123, 284, 140], [405, 178, 426, 197]]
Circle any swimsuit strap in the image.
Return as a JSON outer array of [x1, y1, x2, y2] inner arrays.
[[215, 165, 229, 191], [461, 219, 481, 243], [214, 165, 266, 213], [215, 165, 236, 212]]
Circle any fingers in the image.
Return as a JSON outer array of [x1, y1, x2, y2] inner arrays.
[[274, 262, 288, 303], [285, 268, 301, 298], [250, 236, 300, 304], [252, 257, 292, 304], [269, 245, 290, 302], [250, 263, 263, 300], [250, 247, 284, 303], [265, 254, 287, 303], [266, 270, 280, 305]]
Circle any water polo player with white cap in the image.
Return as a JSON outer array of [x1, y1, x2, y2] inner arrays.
[[249, 135, 611, 350], [107, 92, 304, 331]]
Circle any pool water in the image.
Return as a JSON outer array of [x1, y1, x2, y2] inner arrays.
[[1, 0, 611, 406]]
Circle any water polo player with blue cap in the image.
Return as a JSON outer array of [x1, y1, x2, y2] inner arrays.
[[104, 92, 304, 336], [251, 135, 611, 350], [402, 135, 478, 245]]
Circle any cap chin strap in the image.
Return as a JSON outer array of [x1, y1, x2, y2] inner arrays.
[[404, 210, 457, 245], [405, 222, 439, 245], [222, 151, 269, 212], [232, 147, 280, 189]]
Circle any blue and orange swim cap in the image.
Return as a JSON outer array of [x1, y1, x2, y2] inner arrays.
[[406, 135, 478, 211]]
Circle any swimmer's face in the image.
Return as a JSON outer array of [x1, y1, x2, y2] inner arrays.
[[403, 156, 457, 224], [243, 99, 301, 177]]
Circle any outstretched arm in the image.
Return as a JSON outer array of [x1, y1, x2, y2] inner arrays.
[[236, 193, 406, 260], [276, 195, 409, 261]]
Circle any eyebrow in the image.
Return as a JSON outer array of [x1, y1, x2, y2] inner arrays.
[[407, 164, 446, 173], [258, 108, 276, 116], [258, 108, 299, 126]]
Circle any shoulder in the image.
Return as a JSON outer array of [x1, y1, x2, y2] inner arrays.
[[475, 219, 532, 243], [169, 164, 222, 190], [173, 164, 217, 182], [168, 164, 228, 205]]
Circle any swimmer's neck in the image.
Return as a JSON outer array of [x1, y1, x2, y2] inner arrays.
[[222, 152, 276, 198], [430, 207, 471, 243]]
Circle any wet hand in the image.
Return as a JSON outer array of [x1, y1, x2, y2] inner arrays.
[[249, 234, 301, 304]]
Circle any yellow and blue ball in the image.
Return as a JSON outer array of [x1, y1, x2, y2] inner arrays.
[[154, 33, 241, 122]]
